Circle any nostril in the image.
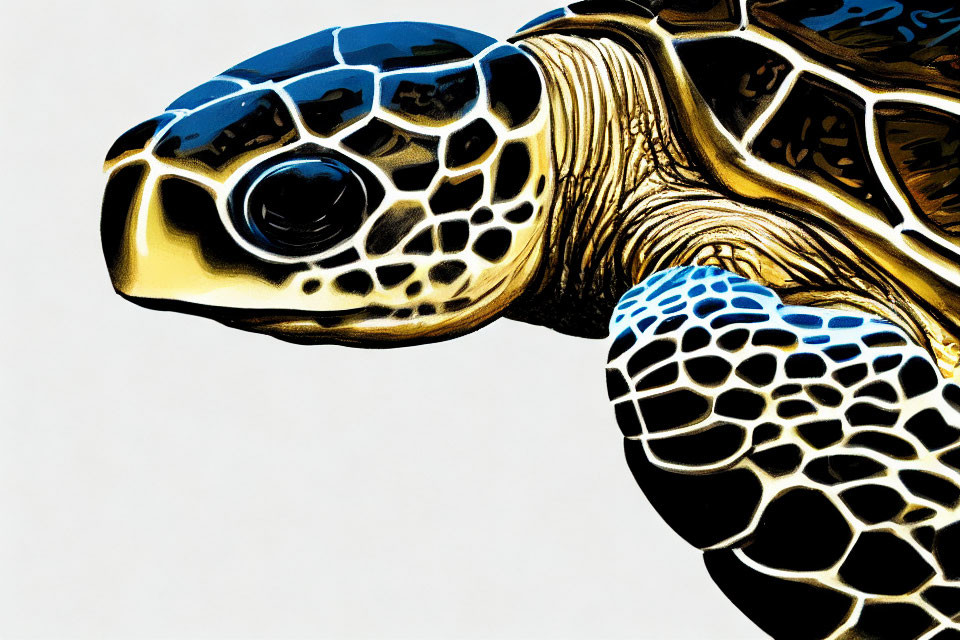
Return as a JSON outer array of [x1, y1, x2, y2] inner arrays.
[[245, 158, 368, 257]]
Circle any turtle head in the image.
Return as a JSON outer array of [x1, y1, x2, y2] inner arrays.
[[101, 22, 554, 346]]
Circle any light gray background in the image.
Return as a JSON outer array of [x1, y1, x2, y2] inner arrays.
[[0, 2, 763, 638]]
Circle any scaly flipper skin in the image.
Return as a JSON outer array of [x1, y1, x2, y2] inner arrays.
[[607, 266, 960, 640]]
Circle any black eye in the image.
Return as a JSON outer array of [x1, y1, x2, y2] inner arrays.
[[245, 158, 367, 256]]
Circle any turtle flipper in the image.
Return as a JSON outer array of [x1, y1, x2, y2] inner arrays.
[[606, 265, 960, 640]]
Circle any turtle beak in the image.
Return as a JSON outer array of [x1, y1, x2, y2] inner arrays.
[[103, 115, 174, 166], [101, 162, 147, 290], [101, 116, 176, 288]]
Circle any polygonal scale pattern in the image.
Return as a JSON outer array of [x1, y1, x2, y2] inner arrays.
[[752, 72, 904, 226], [747, 0, 960, 96], [102, 22, 553, 328], [607, 266, 960, 640], [675, 37, 793, 139]]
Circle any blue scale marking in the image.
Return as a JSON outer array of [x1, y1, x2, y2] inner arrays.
[[646, 266, 697, 300], [732, 296, 764, 310], [621, 286, 645, 301], [609, 267, 924, 384], [829, 316, 864, 329], [338, 23, 496, 71], [224, 28, 338, 82], [801, 0, 904, 32], [636, 316, 657, 332], [732, 283, 775, 297], [284, 68, 376, 137], [783, 313, 824, 329], [710, 313, 771, 329], [694, 298, 727, 318]]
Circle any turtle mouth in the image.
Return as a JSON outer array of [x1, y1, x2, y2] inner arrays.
[[120, 294, 407, 346], [118, 284, 507, 347]]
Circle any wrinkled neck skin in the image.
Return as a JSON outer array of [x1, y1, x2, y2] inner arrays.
[[508, 33, 941, 364], [509, 32, 717, 336]]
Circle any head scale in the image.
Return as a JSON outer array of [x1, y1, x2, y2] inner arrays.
[[102, 22, 553, 345]]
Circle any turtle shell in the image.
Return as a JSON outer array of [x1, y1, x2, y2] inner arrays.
[[517, 0, 960, 374], [522, 0, 960, 95]]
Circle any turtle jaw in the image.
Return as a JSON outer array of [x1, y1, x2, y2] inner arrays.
[[117, 272, 521, 347]]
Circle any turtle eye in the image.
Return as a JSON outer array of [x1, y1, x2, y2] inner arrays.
[[245, 158, 367, 257]]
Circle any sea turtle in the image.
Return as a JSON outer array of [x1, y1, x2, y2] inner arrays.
[[100, 1, 960, 637]]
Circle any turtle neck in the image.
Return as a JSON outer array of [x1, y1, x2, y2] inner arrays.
[[507, 32, 709, 335], [507, 31, 931, 354]]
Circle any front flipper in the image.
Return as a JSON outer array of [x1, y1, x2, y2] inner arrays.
[[606, 266, 960, 640]]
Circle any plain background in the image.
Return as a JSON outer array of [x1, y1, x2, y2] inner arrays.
[[0, 2, 763, 638]]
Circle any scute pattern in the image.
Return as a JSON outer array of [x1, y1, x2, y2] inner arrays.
[[659, 0, 740, 31], [747, 0, 960, 96], [878, 103, 960, 237], [285, 68, 376, 137], [480, 47, 544, 128], [537, 0, 960, 276], [607, 266, 960, 639], [381, 66, 480, 126], [155, 90, 299, 171], [754, 73, 903, 226]]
